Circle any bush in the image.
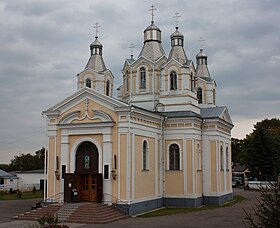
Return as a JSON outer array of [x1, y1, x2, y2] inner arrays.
[[17, 190, 22, 199], [244, 178, 280, 227], [9, 188, 13, 194], [33, 186, 37, 194]]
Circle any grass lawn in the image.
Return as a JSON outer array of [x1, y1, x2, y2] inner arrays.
[[139, 195, 245, 218], [0, 190, 43, 200]]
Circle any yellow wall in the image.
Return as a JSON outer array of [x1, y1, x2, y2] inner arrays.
[[165, 139, 184, 195], [48, 137, 55, 197], [134, 135, 156, 199], [210, 141, 217, 192]]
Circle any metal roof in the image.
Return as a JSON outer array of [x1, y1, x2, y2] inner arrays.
[[85, 54, 106, 72], [168, 46, 188, 64], [200, 106, 226, 119], [0, 169, 16, 178], [162, 111, 201, 118], [138, 41, 166, 61]]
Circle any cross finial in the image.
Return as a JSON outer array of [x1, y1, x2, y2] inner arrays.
[[198, 37, 206, 49], [93, 22, 101, 38], [173, 12, 181, 28], [149, 5, 156, 23], [129, 43, 135, 58]]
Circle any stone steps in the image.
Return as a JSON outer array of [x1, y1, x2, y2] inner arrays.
[[13, 202, 128, 224]]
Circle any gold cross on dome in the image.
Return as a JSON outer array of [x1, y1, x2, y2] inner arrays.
[[149, 5, 156, 22], [93, 22, 101, 38], [173, 12, 181, 27]]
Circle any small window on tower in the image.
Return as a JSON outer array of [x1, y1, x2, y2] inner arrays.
[[197, 88, 203, 104], [86, 79, 91, 88], [106, 80, 110, 96], [170, 71, 177, 90], [140, 67, 146, 89]]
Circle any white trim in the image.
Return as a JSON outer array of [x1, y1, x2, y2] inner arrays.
[[141, 138, 149, 171], [183, 138, 187, 195], [70, 137, 103, 173], [131, 133, 135, 200], [117, 133, 121, 200], [166, 141, 182, 171], [192, 139, 195, 193], [155, 138, 158, 195]]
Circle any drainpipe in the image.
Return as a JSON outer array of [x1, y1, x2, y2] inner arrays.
[[41, 112, 48, 202], [127, 106, 134, 208], [152, 62, 155, 110], [201, 118, 205, 204], [161, 116, 167, 201]]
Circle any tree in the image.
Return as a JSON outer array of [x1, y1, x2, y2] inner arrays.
[[244, 178, 280, 227], [239, 118, 280, 179], [9, 147, 45, 171]]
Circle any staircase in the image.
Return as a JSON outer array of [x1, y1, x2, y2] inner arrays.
[[13, 203, 128, 224], [13, 204, 62, 221]]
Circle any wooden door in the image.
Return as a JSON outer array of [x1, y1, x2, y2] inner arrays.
[[81, 174, 97, 201], [64, 173, 76, 203]]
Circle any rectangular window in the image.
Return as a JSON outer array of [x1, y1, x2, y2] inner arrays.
[[62, 165, 66, 179], [104, 164, 109, 180], [114, 155, 117, 170]]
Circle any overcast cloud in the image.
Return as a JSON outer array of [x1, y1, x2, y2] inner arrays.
[[0, 0, 279, 163]]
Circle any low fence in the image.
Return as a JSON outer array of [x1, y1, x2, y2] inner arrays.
[[248, 181, 275, 190]]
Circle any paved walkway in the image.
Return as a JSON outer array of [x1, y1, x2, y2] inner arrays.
[[0, 189, 259, 228]]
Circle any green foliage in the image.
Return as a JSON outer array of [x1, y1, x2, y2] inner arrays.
[[37, 214, 69, 227], [235, 118, 280, 178], [244, 179, 280, 227], [33, 186, 37, 194], [17, 190, 22, 199], [0, 190, 43, 200], [9, 147, 45, 171]]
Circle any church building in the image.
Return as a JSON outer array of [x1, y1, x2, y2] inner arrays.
[[43, 11, 233, 215]]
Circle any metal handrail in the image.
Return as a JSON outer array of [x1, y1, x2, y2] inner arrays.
[[43, 192, 64, 205], [103, 193, 130, 214]]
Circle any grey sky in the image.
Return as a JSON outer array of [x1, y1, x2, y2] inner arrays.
[[0, 0, 279, 163]]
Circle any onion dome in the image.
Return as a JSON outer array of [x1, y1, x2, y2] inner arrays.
[[168, 27, 187, 64], [196, 49, 210, 79], [85, 36, 106, 72]]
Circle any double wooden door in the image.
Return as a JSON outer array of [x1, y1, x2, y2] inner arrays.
[[79, 174, 97, 202]]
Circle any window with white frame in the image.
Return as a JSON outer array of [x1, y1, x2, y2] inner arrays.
[[142, 140, 149, 170], [140, 67, 146, 89], [169, 143, 180, 170], [197, 88, 203, 104], [86, 79, 91, 88], [170, 71, 177, 90], [106, 80, 110, 96]]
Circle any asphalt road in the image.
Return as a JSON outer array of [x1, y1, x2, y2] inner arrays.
[[0, 189, 259, 228]]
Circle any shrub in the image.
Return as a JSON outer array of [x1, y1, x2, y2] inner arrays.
[[33, 186, 37, 194], [9, 188, 13, 194], [17, 190, 22, 199]]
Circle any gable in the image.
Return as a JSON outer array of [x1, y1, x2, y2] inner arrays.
[[44, 88, 128, 123]]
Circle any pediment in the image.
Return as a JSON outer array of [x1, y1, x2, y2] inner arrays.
[[44, 87, 128, 118]]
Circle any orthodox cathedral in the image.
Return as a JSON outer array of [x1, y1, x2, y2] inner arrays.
[[43, 10, 233, 215]]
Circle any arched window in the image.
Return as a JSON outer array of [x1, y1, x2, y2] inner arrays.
[[169, 144, 180, 170], [140, 67, 146, 89], [86, 79, 91, 88], [213, 89, 216, 105], [197, 88, 203, 104], [106, 80, 110, 96], [220, 145, 224, 170], [170, 71, 177, 90], [142, 140, 148, 170]]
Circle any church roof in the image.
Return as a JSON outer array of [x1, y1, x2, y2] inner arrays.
[[168, 46, 187, 64], [85, 55, 106, 72], [200, 106, 226, 118], [138, 41, 166, 61], [161, 110, 201, 118]]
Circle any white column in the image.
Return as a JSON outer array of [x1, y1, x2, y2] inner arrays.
[[155, 138, 158, 196], [60, 132, 69, 203], [183, 138, 187, 195], [103, 132, 112, 204], [131, 133, 135, 200]]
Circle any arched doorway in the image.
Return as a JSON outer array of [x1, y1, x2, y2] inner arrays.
[[75, 141, 102, 202]]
